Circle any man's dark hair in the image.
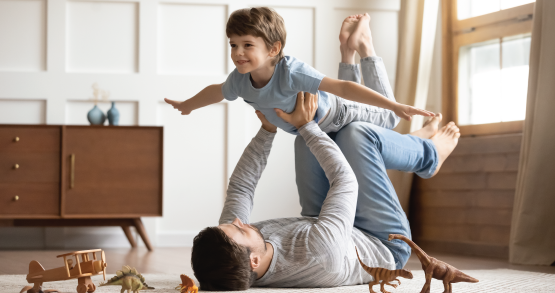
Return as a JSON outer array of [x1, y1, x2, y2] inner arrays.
[[191, 226, 258, 291]]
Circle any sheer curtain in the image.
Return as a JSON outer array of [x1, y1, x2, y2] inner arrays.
[[509, 0, 555, 265], [390, 0, 439, 212]]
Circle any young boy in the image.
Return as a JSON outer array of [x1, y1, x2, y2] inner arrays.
[[165, 8, 434, 135]]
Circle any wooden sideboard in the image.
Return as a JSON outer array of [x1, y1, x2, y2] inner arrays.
[[0, 125, 163, 251]]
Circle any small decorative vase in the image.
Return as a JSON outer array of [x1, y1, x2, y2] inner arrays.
[[87, 105, 106, 125], [107, 101, 120, 126]]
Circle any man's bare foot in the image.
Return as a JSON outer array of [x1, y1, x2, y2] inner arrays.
[[430, 122, 460, 176], [339, 15, 361, 64], [339, 15, 360, 45], [347, 13, 376, 58], [411, 113, 442, 139]]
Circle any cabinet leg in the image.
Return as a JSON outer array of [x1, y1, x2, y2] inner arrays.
[[121, 226, 137, 248], [133, 218, 153, 251]]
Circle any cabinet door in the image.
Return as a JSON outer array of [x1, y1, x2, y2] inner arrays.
[[0, 125, 60, 218], [63, 127, 162, 217]]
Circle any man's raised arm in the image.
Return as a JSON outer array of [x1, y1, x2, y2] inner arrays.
[[218, 125, 276, 225], [276, 93, 358, 271]]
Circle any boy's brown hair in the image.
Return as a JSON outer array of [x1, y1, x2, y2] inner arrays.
[[226, 7, 286, 65]]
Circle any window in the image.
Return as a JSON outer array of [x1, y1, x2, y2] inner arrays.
[[457, 0, 535, 19], [442, 0, 534, 136]]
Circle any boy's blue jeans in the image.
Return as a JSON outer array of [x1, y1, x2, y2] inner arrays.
[[294, 58, 439, 269]]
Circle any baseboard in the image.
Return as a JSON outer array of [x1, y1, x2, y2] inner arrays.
[[0, 227, 136, 249], [0, 227, 45, 249], [156, 230, 200, 247], [0, 227, 198, 249], [416, 239, 509, 259]]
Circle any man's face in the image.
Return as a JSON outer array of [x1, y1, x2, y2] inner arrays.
[[219, 218, 266, 254], [229, 34, 273, 74]]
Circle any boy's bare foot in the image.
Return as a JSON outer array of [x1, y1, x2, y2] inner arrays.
[[339, 15, 361, 64], [411, 113, 442, 139], [347, 13, 376, 58], [430, 122, 460, 176]]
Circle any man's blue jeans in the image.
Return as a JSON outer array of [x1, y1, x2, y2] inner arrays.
[[294, 122, 439, 269]]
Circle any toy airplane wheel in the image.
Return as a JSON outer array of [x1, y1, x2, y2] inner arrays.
[[76, 284, 87, 293], [87, 283, 96, 292]]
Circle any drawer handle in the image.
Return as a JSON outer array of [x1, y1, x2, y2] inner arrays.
[[14, 164, 19, 169], [14, 137, 19, 142], [14, 195, 19, 201], [70, 154, 75, 189]]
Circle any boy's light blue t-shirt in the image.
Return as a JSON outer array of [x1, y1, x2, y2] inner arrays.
[[221, 56, 332, 135]]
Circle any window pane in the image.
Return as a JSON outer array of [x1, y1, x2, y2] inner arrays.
[[458, 39, 501, 125], [500, 34, 531, 122], [458, 0, 535, 19], [458, 35, 530, 125], [501, 0, 535, 10]]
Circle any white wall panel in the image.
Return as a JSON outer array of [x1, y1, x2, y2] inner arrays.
[[0, 99, 46, 124], [156, 102, 226, 232], [333, 9, 398, 88], [65, 101, 138, 126], [66, 1, 138, 73], [0, 0, 401, 248], [273, 7, 315, 67], [158, 4, 227, 75], [0, 0, 46, 72]]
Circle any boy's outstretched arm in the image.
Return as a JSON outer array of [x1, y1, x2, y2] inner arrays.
[[318, 77, 434, 121], [164, 83, 224, 115]]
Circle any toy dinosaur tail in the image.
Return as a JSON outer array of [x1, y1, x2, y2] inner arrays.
[[388, 234, 431, 267], [356, 246, 413, 280], [453, 271, 479, 283], [355, 246, 372, 274]]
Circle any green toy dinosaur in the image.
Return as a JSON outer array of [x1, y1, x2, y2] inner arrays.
[[99, 265, 154, 293]]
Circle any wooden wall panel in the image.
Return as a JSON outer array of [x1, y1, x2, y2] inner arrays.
[[410, 133, 521, 259]]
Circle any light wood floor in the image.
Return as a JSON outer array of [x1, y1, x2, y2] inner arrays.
[[1, 248, 553, 276]]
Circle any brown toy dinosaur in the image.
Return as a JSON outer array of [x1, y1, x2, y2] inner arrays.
[[355, 247, 413, 293], [388, 234, 479, 293], [175, 274, 198, 293]]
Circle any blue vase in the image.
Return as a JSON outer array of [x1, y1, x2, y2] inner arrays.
[[87, 105, 106, 125], [107, 102, 120, 126]]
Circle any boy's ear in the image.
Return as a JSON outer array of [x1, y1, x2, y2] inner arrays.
[[269, 41, 282, 57]]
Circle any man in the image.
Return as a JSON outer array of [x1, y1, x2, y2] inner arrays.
[[191, 89, 459, 290]]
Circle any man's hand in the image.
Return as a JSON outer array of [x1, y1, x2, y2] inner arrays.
[[393, 103, 435, 121], [255, 110, 277, 133], [164, 98, 192, 115], [275, 92, 318, 129]]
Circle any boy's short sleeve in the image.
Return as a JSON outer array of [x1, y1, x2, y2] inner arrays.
[[288, 58, 326, 95], [221, 69, 241, 101]]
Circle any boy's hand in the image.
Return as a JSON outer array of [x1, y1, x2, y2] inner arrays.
[[255, 110, 277, 133], [164, 98, 192, 115], [275, 92, 318, 129], [393, 103, 435, 121]]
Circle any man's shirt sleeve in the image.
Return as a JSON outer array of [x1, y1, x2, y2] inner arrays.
[[297, 122, 358, 273], [219, 127, 276, 224]]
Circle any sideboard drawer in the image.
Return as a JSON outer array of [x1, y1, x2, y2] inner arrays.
[[0, 183, 60, 217], [0, 126, 59, 152], [0, 153, 59, 183]]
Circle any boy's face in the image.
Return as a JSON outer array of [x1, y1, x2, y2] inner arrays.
[[229, 34, 275, 74]]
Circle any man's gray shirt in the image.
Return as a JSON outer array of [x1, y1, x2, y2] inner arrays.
[[219, 122, 395, 288]]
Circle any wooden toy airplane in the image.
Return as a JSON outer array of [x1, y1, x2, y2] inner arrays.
[[20, 249, 107, 293]]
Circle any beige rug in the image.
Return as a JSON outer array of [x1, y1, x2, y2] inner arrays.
[[2, 270, 555, 292]]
